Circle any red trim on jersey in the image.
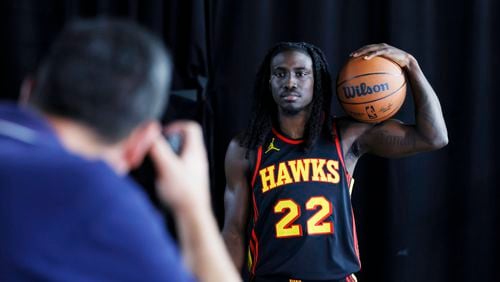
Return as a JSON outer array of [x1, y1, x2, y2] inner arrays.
[[251, 229, 259, 274], [251, 191, 259, 222], [251, 146, 263, 187], [251, 146, 262, 221], [333, 120, 361, 268], [249, 239, 255, 254], [272, 127, 304, 144], [249, 147, 262, 275], [332, 121, 352, 184]]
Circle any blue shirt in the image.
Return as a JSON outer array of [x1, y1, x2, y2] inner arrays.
[[0, 102, 196, 282]]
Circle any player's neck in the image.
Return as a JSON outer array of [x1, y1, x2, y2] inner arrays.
[[277, 110, 311, 139]]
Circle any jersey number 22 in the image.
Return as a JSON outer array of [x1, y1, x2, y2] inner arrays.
[[274, 196, 333, 238]]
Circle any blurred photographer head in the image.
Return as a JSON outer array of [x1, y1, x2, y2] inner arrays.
[[25, 19, 172, 173]]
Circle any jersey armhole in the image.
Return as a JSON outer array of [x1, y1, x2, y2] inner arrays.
[[250, 146, 263, 188], [332, 120, 353, 189]]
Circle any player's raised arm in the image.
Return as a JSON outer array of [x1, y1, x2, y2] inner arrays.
[[222, 139, 251, 272], [350, 43, 448, 158]]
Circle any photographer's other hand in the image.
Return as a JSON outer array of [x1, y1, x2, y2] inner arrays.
[[150, 121, 210, 216], [149, 120, 241, 282]]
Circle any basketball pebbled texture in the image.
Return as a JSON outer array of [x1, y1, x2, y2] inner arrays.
[[336, 56, 407, 123]]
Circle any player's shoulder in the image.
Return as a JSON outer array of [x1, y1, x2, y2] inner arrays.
[[334, 115, 370, 130], [225, 135, 252, 172], [333, 115, 375, 140], [226, 134, 247, 158]]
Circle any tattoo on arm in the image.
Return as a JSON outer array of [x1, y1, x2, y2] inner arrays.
[[374, 129, 417, 150]]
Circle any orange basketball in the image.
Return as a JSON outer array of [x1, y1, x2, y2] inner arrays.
[[336, 56, 406, 123]]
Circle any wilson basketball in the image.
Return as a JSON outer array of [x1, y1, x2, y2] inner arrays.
[[336, 56, 406, 123]]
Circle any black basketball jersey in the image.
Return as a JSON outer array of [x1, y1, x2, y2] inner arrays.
[[247, 121, 361, 280]]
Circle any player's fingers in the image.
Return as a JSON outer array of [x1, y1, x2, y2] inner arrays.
[[351, 43, 390, 57], [362, 48, 391, 60], [364, 48, 408, 68], [350, 44, 378, 56]]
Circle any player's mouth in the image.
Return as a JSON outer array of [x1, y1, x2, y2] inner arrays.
[[280, 92, 301, 102]]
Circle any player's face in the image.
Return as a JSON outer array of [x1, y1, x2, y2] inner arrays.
[[270, 50, 314, 116]]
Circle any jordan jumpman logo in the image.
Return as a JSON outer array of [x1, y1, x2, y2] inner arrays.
[[265, 138, 280, 154]]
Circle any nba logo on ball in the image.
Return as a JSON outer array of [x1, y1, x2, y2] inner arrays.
[[336, 56, 407, 123]]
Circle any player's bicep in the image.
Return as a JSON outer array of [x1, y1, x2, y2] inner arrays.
[[222, 140, 251, 270], [223, 140, 250, 235], [358, 119, 430, 158]]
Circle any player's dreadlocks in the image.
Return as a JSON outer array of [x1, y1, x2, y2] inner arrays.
[[239, 42, 334, 156]]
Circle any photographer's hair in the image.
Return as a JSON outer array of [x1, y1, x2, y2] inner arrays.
[[239, 42, 334, 155], [31, 19, 172, 143]]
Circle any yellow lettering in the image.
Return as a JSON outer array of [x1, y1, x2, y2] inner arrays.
[[326, 160, 340, 183], [311, 159, 327, 181], [288, 159, 310, 182], [276, 162, 292, 187], [260, 166, 276, 192], [261, 159, 341, 192]]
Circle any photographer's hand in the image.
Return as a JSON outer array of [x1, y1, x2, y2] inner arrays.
[[149, 121, 241, 282]]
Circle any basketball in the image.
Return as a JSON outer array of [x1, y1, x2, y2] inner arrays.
[[336, 56, 406, 123]]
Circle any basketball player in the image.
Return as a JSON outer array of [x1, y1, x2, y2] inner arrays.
[[222, 42, 448, 282], [0, 19, 239, 281]]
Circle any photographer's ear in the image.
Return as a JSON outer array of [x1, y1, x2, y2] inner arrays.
[[122, 121, 162, 171], [19, 77, 36, 106]]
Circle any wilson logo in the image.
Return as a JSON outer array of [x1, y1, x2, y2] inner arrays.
[[342, 82, 389, 99]]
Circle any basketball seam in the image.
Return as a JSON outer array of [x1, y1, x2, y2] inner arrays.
[[336, 71, 403, 87], [339, 81, 407, 105]]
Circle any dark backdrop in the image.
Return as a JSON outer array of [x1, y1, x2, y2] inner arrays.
[[2, 1, 498, 281]]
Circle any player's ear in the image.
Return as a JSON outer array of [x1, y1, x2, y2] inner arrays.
[[122, 121, 161, 171], [19, 77, 36, 106]]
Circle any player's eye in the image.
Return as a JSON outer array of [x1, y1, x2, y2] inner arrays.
[[273, 72, 286, 78], [296, 71, 310, 77]]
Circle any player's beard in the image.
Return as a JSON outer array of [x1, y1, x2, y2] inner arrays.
[[281, 107, 302, 116], [279, 101, 313, 117]]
